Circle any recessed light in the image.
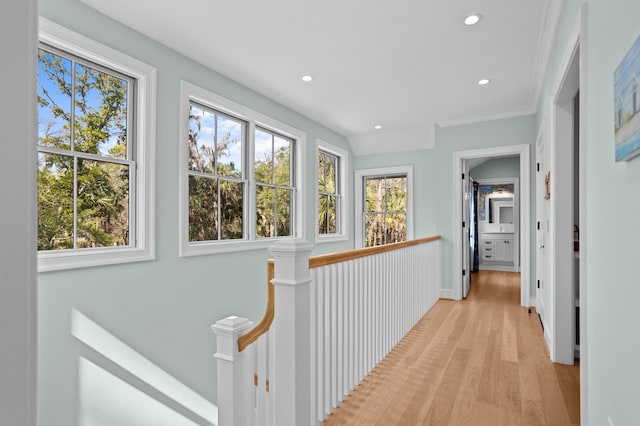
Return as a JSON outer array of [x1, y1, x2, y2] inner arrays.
[[464, 14, 482, 26], [478, 78, 491, 85], [374, 125, 382, 130], [302, 75, 313, 82]]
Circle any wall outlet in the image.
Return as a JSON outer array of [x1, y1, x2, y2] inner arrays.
[[608, 416, 614, 426]]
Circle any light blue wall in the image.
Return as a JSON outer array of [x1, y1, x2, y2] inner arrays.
[[38, 0, 353, 424], [470, 157, 520, 180], [585, 0, 640, 423], [355, 115, 537, 296], [537, 0, 640, 423]]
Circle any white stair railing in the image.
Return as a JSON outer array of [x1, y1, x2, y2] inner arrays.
[[213, 236, 441, 426]]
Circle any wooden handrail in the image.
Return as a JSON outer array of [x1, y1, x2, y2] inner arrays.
[[236, 235, 440, 352], [237, 260, 275, 352], [309, 235, 441, 269]]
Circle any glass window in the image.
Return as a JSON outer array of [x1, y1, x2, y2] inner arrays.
[[38, 46, 134, 250], [37, 19, 156, 272], [318, 150, 339, 235], [187, 103, 245, 242], [363, 175, 408, 247], [255, 128, 294, 238], [180, 81, 305, 256]]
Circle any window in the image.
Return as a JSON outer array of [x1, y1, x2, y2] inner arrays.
[[315, 140, 348, 242], [255, 128, 294, 238], [180, 82, 306, 256], [355, 166, 413, 248], [37, 19, 156, 271], [187, 104, 246, 241]]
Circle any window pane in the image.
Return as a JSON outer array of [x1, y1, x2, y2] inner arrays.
[[385, 176, 407, 212], [189, 175, 218, 241], [318, 153, 326, 192], [188, 106, 216, 173], [255, 129, 273, 183], [216, 115, 243, 178], [273, 137, 291, 186], [364, 213, 384, 248], [276, 188, 292, 236], [74, 62, 128, 158], [324, 154, 337, 194], [327, 195, 337, 234], [385, 214, 406, 244], [76, 159, 130, 248], [318, 195, 328, 234], [37, 153, 74, 250], [38, 49, 72, 150], [220, 180, 244, 240], [365, 177, 384, 212], [256, 184, 275, 238]]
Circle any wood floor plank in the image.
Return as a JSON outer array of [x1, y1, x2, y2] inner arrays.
[[448, 333, 489, 425], [322, 270, 580, 425]]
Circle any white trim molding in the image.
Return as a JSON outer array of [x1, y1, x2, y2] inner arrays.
[[440, 289, 456, 300]]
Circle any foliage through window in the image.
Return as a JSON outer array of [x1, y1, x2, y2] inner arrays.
[[188, 103, 245, 241], [37, 45, 134, 251], [255, 128, 294, 238], [364, 175, 407, 247], [318, 150, 340, 235], [185, 98, 296, 247]]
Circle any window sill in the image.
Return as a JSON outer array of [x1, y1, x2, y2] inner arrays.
[[179, 237, 299, 257], [315, 234, 349, 244], [38, 246, 154, 272]]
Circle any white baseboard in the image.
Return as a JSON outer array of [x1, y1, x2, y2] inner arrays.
[[529, 297, 536, 307], [440, 289, 456, 299]]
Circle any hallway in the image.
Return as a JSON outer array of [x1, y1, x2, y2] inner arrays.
[[322, 271, 580, 425]]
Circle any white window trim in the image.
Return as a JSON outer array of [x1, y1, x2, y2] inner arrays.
[[37, 18, 156, 272], [354, 165, 414, 249], [315, 139, 349, 243], [179, 81, 306, 256]]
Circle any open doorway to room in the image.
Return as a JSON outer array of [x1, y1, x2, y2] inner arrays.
[[546, 26, 582, 368], [473, 166, 520, 274], [453, 144, 531, 306]]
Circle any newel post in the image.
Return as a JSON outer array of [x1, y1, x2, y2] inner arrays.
[[269, 239, 314, 426], [211, 316, 254, 426]]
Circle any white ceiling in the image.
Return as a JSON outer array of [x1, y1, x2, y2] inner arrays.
[[82, 0, 562, 155]]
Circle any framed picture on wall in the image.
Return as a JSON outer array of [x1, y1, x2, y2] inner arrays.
[[614, 34, 640, 162]]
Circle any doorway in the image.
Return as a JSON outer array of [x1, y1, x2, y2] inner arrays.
[[452, 144, 531, 306], [547, 28, 581, 366], [475, 176, 520, 273]]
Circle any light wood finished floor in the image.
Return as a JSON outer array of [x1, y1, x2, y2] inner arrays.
[[322, 270, 580, 425]]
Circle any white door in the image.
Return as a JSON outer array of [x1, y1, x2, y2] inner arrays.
[[462, 161, 471, 298], [536, 135, 547, 327]]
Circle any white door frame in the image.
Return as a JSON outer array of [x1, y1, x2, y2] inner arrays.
[[462, 160, 470, 298], [548, 13, 581, 367], [535, 124, 549, 342], [452, 144, 531, 306]]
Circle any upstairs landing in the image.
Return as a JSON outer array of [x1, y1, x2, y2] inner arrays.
[[322, 270, 580, 425]]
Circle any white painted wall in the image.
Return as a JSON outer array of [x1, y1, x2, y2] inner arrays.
[[0, 1, 38, 425]]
